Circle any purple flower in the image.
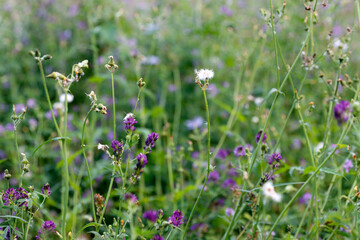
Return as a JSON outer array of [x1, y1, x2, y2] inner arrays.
[[234, 145, 245, 157], [209, 170, 219, 182], [256, 130, 267, 143], [344, 159, 353, 173], [334, 100, 351, 125], [59, 30, 72, 41], [125, 193, 138, 203], [216, 149, 229, 160], [222, 178, 236, 188], [144, 132, 159, 152], [45, 110, 58, 120], [207, 84, 219, 98], [168, 84, 177, 92], [143, 210, 157, 222], [225, 208, 235, 217], [299, 192, 312, 205], [2, 188, 19, 206], [136, 153, 148, 169], [111, 140, 124, 159], [220, 5, 233, 17], [168, 210, 184, 227], [151, 235, 163, 240], [124, 115, 137, 132], [41, 183, 51, 197], [27, 99, 37, 109], [268, 153, 282, 165], [17, 187, 29, 207], [36, 221, 56, 239]]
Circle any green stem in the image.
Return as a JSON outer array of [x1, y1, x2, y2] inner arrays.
[[81, 109, 97, 223], [269, 0, 281, 89], [14, 129, 21, 181], [182, 89, 211, 239], [61, 91, 69, 239], [111, 72, 116, 140]]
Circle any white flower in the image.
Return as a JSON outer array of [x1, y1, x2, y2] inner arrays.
[[53, 102, 64, 112], [333, 38, 348, 52], [195, 69, 214, 81], [97, 143, 109, 151], [60, 93, 74, 103], [77, 60, 89, 68], [315, 142, 324, 154], [262, 181, 282, 202], [124, 113, 135, 120]]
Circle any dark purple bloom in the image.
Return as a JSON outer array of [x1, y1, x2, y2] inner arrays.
[[268, 153, 282, 165], [222, 178, 236, 188], [144, 132, 159, 152], [151, 235, 163, 240], [143, 210, 157, 222], [256, 130, 267, 143], [334, 100, 351, 125], [136, 153, 148, 168], [41, 183, 51, 197], [17, 187, 29, 207], [124, 115, 137, 132], [111, 140, 124, 159], [168, 210, 184, 227], [234, 145, 246, 157], [2, 188, 19, 206], [209, 170, 219, 182], [344, 159, 353, 173]]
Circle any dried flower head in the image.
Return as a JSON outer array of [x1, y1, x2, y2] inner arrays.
[[195, 69, 214, 81]]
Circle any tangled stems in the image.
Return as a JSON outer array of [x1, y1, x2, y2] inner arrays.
[[81, 109, 97, 224], [182, 89, 211, 239], [265, 118, 353, 239]]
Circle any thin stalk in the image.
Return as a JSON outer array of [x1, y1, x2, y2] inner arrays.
[[14, 129, 21, 177], [111, 71, 116, 140], [265, 118, 353, 239], [172, 68, 182, 146], [61, 91, 69, 239], [182, 89, 211, 239], [81, 109, 97, 223], [294, 199, 312, 238], [269, 0, 281, 89]]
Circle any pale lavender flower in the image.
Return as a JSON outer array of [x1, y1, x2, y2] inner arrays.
[[220, 5, 233, 17], [26, 99, 37, 109], [222, 178, 236, 188], [207, 83, 219, 98], [299, 192, 312, 205], [344, 159, 353, 173], [168, 84, 177, 92], [225, 208, 235, 216], [234, 145, 245, 157], [185, 116, 204, 130], [59, 30, 72, 41], [209, 170, 219, 182]]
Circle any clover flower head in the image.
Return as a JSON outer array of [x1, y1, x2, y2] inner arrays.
[[41, 183, 51, 197], [168, 210, 184, 227]]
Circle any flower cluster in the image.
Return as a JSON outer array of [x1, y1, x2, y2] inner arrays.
[[41, 183, 51, 197], [151, 235, 163, 240], [94, 193, 105, 216], [111, 140, 124, 160], [131, 153, 148, 183], [143, 209, 158, 222], [334, 100, 351, 125], [168, 210, 184, 227], [124, 113, 137, 132], [144, 132, 159, 152], [256, 130, 267, 144], [2, 187, 29, 207], [260, 153, 282, 186], [35, 221, 56, 240]]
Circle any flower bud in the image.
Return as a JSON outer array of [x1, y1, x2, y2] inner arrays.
[[4, 169, 11, 180]]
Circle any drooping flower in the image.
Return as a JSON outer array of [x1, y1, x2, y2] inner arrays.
[[234, 145, 246, 157], [143, 210, 158, 222], [334, 100, 351, 125], [195, 69, 214, 81], [41, 183, 51, 197], [144, 132, 159, 152], [168, 210, 184, 227], [344, 159, 353, 173], [123, 113, 137, 132], [262, 181, 282, 202], [256, 130, 267, 143]]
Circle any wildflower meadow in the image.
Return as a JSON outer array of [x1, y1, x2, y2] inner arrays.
[[1, 0, 360, 239]]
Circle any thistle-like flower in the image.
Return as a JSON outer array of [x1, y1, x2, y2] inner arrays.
[[195, 69, 214, 81]]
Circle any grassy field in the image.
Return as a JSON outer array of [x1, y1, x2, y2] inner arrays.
[[1, 0, 360, 239]]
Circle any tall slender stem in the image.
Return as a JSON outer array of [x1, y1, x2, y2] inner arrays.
[[182, 88, 211, 239], [111, 72, 116, 140], [81, 109, 97, 223], [61, 91, 69, 239]]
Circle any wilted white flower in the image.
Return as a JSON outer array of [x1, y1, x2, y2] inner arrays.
[[124, 113, 135, 120], [262, 181, 282, 202], [97, 143, 109, 151], [333, 38, 348, 52], [77, 60, 89, 68], [315, 142, 324, 154], [53, 102, 64, 112], [195, 69, 214, 81], [60, 93, 74, 103]]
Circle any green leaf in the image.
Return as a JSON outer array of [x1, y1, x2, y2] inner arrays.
[[0, 215, 27, 223], [259, 88, 284, 107], [74, 223, 102, 239], [32, 137, 71, 157]]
